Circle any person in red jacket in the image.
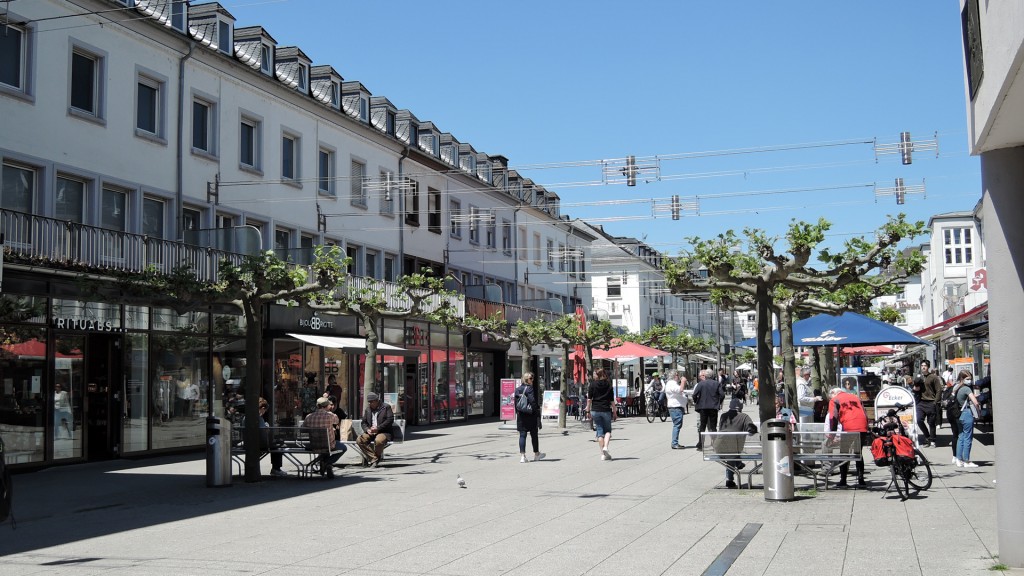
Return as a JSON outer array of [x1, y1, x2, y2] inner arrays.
[[828, 387, 870, 488]]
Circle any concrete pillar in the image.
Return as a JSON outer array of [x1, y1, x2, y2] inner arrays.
[[980, 146, 1024, 567]]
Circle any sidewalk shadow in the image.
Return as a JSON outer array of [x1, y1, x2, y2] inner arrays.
[[0, 455, 383, 557]]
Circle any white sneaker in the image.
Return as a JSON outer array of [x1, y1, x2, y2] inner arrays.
[[952, 457, 961, 466], [533, 453, 545, 461], [601, 454, 608, 461], [602, 449, 611, 461], [956, 460, 964, 467], [520, 455, 528, 463], [962, 461, 979, 468]]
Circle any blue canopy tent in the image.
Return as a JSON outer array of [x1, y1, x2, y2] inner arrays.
[[735, 312, 927, 348]]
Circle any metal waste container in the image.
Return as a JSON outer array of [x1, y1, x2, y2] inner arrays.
[[762, 418, 794, 501], [206, 417, 232, 488]]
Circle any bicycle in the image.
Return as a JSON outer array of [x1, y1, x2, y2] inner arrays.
[[645, 391, 668, 423], [870, 402, 933, 500]]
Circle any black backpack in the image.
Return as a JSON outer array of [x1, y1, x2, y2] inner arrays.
[[940, 385, 960, 413]]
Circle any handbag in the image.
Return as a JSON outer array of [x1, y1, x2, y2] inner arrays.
[[515, 388, 533, 414]]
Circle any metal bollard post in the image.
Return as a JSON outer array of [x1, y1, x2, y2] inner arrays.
[[762, 418, 794, 501], [206, 417, 232, 487]]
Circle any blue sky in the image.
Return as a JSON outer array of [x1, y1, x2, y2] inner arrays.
[[233, 0, 979, 266]]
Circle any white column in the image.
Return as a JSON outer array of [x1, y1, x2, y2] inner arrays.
[[980, 146, 1024, 567]]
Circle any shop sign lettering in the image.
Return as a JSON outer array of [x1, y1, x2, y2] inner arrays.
[[52, 317, 126, 333], [298, 314, 333, 330]]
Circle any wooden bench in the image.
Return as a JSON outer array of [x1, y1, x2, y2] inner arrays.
[[339, 418, 406, 467], [701, 431, 763, 489], [231, 426, 345, 478]]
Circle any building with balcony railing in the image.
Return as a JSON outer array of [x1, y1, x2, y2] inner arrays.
[[0, 0, 588, 468]]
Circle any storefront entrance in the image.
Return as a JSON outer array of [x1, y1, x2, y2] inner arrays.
[[53, 333, 123, 462]]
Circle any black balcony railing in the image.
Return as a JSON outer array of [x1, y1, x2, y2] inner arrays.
[[2, 208, 244, 282]]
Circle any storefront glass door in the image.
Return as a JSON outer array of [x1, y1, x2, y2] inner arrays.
[[52, 334, 85, 460]]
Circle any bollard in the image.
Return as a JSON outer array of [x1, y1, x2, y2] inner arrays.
[[762, 418, 794, 501], [206, 417, 232, 488]]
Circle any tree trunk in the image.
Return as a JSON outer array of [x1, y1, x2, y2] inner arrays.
[[559, 345, 568, 429], [777, 305, 798, 414], [243, 300, 265, 483], [755, 285, 776, 423], [816, 346, 836, 393], [362, 314, 380, 406]]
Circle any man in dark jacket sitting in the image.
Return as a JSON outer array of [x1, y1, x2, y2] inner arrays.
[[717, 398, 758, 489], [357, 392, 394, 467]]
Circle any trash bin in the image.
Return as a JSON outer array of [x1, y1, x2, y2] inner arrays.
[[762, 418, 794, 501], [206, 417, 232, 488]]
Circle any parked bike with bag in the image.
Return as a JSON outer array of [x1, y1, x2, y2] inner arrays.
[[870, 402, 933, 500]]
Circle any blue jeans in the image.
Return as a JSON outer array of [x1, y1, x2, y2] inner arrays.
[[592, 411, 612, 437], [956, 408, 975, 462], [669, 407, 684, 447]]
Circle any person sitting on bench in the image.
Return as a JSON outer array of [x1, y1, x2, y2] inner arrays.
[[357, 392, 394, 467]]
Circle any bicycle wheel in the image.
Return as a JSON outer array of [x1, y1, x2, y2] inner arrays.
[[890, 460, 910, 500], [659, 406, 668, 422], [645, 399, 656, 423], [906, 448, 933, 492]]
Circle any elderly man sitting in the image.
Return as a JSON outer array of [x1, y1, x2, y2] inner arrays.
[[356, 392, 395, 468]]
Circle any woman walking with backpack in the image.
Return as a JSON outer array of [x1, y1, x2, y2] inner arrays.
[[943, 372, 967, 464], [515, 372, 544, 463], [954, 370, 983, 469]]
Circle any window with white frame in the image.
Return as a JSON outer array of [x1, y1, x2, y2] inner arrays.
[[281, 133, 298, 181], [218, 21, 231, 55], [192, 98, 215, 154], [384, 254, 396, 282], [350, 159, 366, 207], [318, 147, 334, 196], [142, 197, 164, 239], [0, 21, 29, 95], [70, 48, 102, 117], [449, 199, 461, 238], [2, 163, 35, 215], [346, 244, 361, 275], [56, 176, 86, 223], [101, 187, 127, 232], [468, 206, 480, 244], [135, 73, 164, 138], [379, 170, 394, 215], [486, 214, 496, 249], [428, 188, 441, 234], [558, 243, 566, 272], [297, 64, 307, 92], [275, 228, 290, 259], [533, 232, 542, 265], [502, 220, 512, 255], [260, 44, 272, 75], [607, 279, 622, 298], [547, 239, 555, 269], [183, 207, 202, 232], [943, 227, 974, 265], [365, 250, 378, 279], [239, 116, 260, 169], [405, 180, 420, 226], [517, 227, 527, 261], [299, 234, 314, 265]]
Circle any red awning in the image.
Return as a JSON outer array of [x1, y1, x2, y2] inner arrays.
[[914, 303, 989, 339]]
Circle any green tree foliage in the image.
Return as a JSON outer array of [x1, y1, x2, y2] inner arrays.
[[665, 214, 926, 422]]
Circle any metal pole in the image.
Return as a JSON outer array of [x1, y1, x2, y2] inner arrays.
[[715, 303, 722, 369]]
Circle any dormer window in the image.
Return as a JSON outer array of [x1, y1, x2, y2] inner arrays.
[[359, 97, 368, 122], [218, 21, 231, 54], [297, 64, 307, 91], [260, 44, 271, 74], [171, 2, 185, 31], [386, 111, 395, 136]]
